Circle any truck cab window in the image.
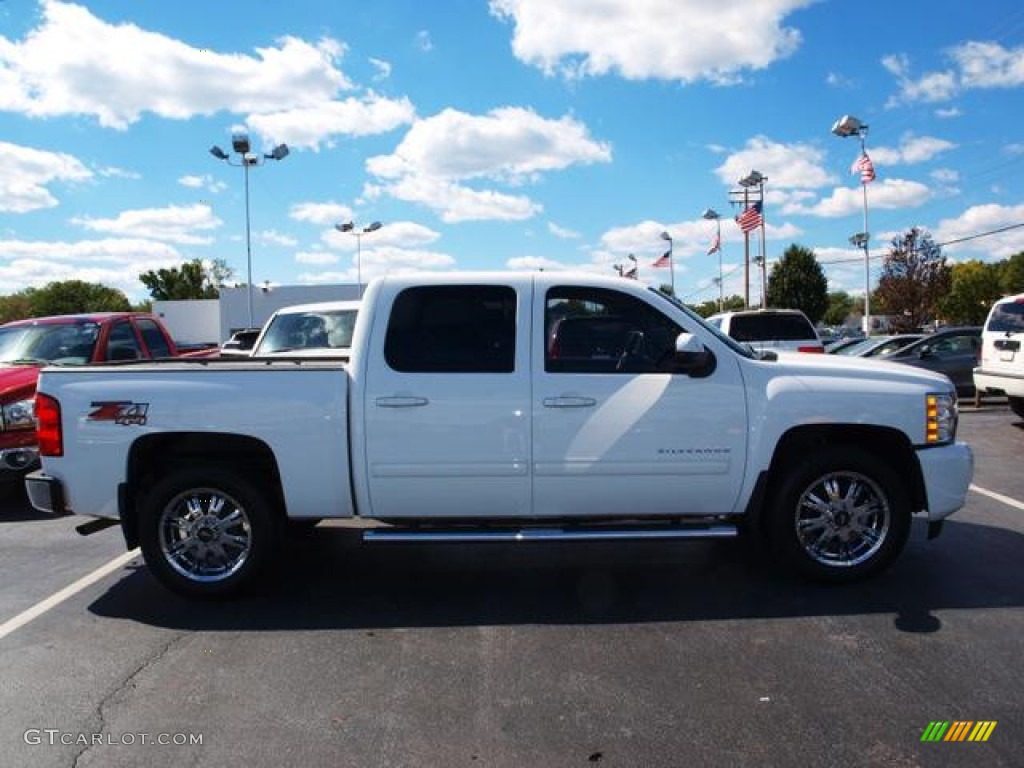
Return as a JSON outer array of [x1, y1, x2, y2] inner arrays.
[[545, 286, 683, 374], [106, 320, 142, 361], [385, 285, 517, 373]]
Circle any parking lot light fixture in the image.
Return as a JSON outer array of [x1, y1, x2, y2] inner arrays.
[[335, 220, 384, 296], [832, 114, 872, 336], [210, 132, 290, 329]]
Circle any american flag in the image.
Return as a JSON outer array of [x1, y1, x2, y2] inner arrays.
[[735, 201, 763, 234], [652, 250, 671, 268], [851, 152, 876, 184], [707, 232, 721, 255]]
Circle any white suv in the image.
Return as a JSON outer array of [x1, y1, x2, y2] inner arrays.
[[974, 292, 1024, 419], [705, 308, 824, 354]]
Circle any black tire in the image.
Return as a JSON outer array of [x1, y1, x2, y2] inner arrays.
[[768, 447, 911, 582], [139, 468, 281, 599], [1009, 397, 1024, 420]]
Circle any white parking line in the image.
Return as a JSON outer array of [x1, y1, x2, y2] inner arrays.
[[970, 484, 1024, 512], [0, 549, 139, 641]]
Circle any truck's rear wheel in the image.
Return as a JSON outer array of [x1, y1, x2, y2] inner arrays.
[[139, 468, 279, 598], [1009, 396, 1024, 420], [769, 448, 911, 582]]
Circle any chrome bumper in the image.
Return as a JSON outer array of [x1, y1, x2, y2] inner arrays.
[[24, 470, 68, 516], [916, 441, 974, 521]]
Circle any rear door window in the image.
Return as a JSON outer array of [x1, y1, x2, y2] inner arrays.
[[384, 285, 517, 373]]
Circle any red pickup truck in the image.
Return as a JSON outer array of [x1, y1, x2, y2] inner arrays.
[[0, 312, 202, 483]]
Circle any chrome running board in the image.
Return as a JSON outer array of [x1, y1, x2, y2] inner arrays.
[[363, 523, 737, 544]]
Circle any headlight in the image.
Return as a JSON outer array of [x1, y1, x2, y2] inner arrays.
[[1, 398, 37, 431], [925, 393, 957, 445]]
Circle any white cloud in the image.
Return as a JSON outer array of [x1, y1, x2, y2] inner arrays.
[[548, 222, 581, 239], [930, 168, 959, 184], [247, 93, 416, 150], [933, 203, 1024, 260], [322, 220, 440, 250], [177, 174, 226, 193], [96, 165, 141, 180], [369, 58, 392, 80], [416, 31, 433, 53], [0, 0, 349, 128], [885, 41, 1024, 105], [294, 251, 339, 265], [367, 107, 611, 222], [787, 179, 932, 218], [289, 201, 354, 225], [297, 245, 456, 284], [489, 0, 813, 83], [258, 229, 298, 247], [72, 204, 222, 244], [0, 140, 92, 212], [715, 136, 833, 190], [870, 133, 956, 165], [0, 237, 185, 297]]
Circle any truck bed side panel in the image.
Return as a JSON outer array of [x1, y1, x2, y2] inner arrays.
[[38, 364, 352, 520]]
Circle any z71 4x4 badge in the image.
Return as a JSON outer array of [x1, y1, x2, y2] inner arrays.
[[87, 401, 150, 426]]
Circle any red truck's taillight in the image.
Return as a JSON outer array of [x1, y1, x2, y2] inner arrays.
[[35, 393, 63, 457], [798, 345, 825, 353]]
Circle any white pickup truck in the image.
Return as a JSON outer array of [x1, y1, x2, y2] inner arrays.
[[26, 272, 973, 598]]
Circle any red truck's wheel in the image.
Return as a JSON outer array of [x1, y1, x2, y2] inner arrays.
[[139, 468, 280, 598], [769, 447, 911, 582]]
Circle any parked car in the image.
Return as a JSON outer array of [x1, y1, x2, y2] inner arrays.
[[251, 300, 360, 358], [219, 328, 260, 357], [0, 312, 189, 481], [974, 292, 1024, 419], [831, 334, 924, 358], [883, 327, 982, 397], [705, 308, 824, 354]]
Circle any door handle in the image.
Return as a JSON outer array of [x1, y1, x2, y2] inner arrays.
[[542, 396, 597, 408], [375, 396, 429, 408]]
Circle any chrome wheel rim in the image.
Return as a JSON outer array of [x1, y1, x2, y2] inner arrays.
[[158, 487, 252, 583], [794, 470, 890, 568]]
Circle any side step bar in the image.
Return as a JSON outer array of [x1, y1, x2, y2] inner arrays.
[[364, 523, 738, 544]]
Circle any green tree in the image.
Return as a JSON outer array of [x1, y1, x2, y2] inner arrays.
[[941, 260, 1004, 325], [1000, 252, 1024, 294], [689, 294, 745, 318], [0, 291, 35, 324], [139, 258, 233, 300], [24, 281, 131, 316], [765, 244, 829, 324], [822, 291, 858, 326], [874, 228, 951, 332]]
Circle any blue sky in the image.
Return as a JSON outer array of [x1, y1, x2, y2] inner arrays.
[[2, 0, 1023, 304]]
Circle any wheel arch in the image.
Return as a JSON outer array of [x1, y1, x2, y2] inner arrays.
[[120, 432, 284, 549], [753, 424, 926, 523]]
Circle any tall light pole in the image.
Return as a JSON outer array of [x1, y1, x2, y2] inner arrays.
[[702, 208, 724, 311], [210, 132, 289, 329], [335, 220, 383, 296], [659, 231, 675, 295], [832, 114, 872, 335], [738, 170, 767, 309]]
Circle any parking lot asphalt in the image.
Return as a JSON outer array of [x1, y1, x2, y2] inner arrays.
[[1, 405, 1022, 767]]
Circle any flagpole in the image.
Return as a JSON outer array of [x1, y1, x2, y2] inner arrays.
[[660, 231, 674, 295], [860, 144, 871, 336]]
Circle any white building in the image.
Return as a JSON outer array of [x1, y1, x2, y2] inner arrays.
[[154, 283, 361, 344]]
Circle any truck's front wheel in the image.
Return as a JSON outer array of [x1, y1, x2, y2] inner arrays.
[[769, 448, 911, 582], [139, 468, 279, 598]]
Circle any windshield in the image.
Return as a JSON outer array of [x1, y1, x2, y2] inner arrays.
[[647, 288, 755, 359], [0, 322, 100, 365], [255, 308, 358, 354]]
